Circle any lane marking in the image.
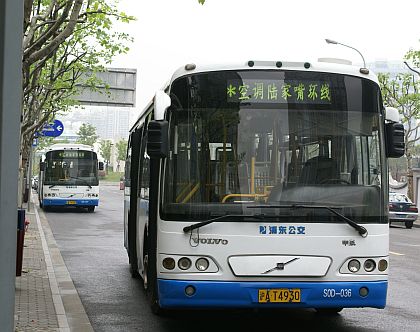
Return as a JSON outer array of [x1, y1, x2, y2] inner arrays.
[[389, 251, 405, 256]]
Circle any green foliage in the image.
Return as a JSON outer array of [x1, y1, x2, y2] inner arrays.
[[198, 0, 205, 4], [99, 139, 112, 164], [378, 72, 420, 152], [116, 139, 127, 161], [76, 123, 98, 146], [21, 0, 135, 158]]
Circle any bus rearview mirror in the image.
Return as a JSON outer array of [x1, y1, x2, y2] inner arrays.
[[40, 162, 45, 171], [385, 122, 405, 158], [98, 161, 104, 170], [147, 120, 168, 158]]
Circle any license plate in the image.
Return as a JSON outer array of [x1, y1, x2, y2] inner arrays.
[[66, 200, 76, 205], [258, 289, 301, 303]]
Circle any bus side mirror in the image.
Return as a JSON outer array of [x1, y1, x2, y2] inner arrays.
[[154, 91, 171, 121], [98, 162, 104, 170], [40, 162, 45, 171], [147, 120, 168, 158], [385, 122, 405, 158]]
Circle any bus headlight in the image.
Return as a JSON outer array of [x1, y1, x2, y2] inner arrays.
[[348, 259, 361, 273], [178, 257, 192, 270], [378, 259, 388, 272], [195, 258, 209, 271], [162, 257, 175, 270], [364, 259, 376, 272]]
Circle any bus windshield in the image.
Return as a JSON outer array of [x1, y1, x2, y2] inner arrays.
[[162, 70, 385, 223], [44, 150, 99, 186]]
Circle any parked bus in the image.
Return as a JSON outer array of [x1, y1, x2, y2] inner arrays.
[[124, 60, 404, 314], [38, 144, 102, 212]]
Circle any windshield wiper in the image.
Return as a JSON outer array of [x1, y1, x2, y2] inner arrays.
[[183, 214, 273, 233], [69, 176, 92, 188], [248, 204, 368, 238]]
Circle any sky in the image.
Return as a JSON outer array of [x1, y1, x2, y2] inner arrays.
[[110, 0, 420, 120]]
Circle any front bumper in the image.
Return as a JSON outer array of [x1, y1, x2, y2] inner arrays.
[[158, 279, 387, 309], [43, 198, 99, 206]]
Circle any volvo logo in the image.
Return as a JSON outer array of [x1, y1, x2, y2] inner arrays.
[[191, 238, 228, 245], [262, 258, 300, 274]]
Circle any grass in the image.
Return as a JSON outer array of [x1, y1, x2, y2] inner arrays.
[[100, 171, 124, 182]]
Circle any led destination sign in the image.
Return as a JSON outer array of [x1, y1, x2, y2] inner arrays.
[[226, 79, 332, 104]]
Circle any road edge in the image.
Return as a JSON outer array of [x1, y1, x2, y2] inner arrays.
[[34, 203, 94, 332]]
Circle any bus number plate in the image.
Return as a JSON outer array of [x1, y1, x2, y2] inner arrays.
[[66, 200, 76, 205], [258, 289, 301, 303]]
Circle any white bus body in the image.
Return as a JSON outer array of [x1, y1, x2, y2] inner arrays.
[[39, 144, 100, 212], [124, 60, 403, 313]]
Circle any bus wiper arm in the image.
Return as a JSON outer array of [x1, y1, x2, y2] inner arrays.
[[69, 176, 92, 188], [183, 214, 267, 233], [248, 204, 368, 238]]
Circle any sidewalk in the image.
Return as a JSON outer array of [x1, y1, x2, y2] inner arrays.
[[14, 200, 93, 332]]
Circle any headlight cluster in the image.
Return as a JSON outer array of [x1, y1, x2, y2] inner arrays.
[[161, 255, 213, 272], [45, 193, 57, 197], [86, 193, 98, 197], [343, 257, 388, 274]]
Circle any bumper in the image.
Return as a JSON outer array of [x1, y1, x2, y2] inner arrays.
[[389, 212, 417, 222], [158, 279, 387, 309], [43, 198, 99, 206]]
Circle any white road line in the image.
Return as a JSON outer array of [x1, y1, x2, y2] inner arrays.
[[389, 251, 405, 256]]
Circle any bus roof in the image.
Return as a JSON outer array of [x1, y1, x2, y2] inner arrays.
[[46, 143, 95, 152], [170, 60, 379, 84]]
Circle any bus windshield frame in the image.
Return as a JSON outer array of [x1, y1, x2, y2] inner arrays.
[[161, 70, 386, 224]]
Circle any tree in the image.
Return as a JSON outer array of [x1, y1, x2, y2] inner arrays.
[[21, 0, 135, 160], [378, 72, 420, 199], [116, 138, 127, 171], [77, 123, 98, 146], [99, 139, 112, 171]]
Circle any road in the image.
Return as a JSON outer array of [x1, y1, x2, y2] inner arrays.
[[45, 185, 420, 332]]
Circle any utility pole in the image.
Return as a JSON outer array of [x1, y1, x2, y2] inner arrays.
[[0, 0, 23, 330]]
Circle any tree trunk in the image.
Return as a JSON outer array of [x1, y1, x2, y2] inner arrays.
[[407, 153, 414, 200]]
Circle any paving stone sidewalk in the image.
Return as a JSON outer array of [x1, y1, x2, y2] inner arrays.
[[14, 202, 93, 332]]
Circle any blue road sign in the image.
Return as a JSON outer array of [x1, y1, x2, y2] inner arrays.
[[41, 119, 64, 137]]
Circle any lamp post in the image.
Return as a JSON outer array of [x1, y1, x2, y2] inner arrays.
[[325, 39, 369, 74]]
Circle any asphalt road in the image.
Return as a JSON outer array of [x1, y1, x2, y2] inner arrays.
[[45, 185, 420, 332]]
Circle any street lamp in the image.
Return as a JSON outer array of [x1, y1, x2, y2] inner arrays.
[[325, 38, 369, 74], [404, 61, 420, 77]]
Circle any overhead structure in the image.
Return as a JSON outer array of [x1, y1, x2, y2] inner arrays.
[[75, 67, 136, 107]]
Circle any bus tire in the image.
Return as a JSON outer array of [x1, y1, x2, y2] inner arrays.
[[128, 212, 140, 278], [405, 221, 413, 229], [87, 206, 95, 212], [143, 241, 162, 315], [315, 308, 343, 315]]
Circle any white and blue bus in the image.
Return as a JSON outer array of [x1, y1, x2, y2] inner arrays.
[[39, 144, 102, 212], [124, 60, 404, 314]]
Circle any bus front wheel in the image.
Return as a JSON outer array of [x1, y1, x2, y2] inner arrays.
[[87, 206, 95, 213], [143, 245, 162, 315]]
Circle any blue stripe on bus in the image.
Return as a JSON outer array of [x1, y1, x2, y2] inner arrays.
[[43, 198, 99, 206], [157, 279, 387, 309]]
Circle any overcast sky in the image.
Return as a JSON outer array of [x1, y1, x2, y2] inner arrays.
[[111, 0, 420, 118]]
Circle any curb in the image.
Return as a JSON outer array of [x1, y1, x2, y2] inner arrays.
[[34, 201, 94, 332]]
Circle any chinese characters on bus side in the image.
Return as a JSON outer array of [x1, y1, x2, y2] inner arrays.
[[227, 80, 332, 104]]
